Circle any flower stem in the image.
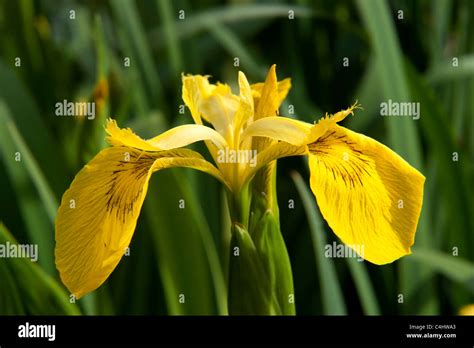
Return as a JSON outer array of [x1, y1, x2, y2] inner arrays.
[[226, 182, 250, 228]]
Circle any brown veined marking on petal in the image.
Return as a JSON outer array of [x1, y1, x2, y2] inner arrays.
[[104, 151, 156, 225], [308, 130, 373, 190], [308, 130, 385, 241], [58, 146, 213, 297]]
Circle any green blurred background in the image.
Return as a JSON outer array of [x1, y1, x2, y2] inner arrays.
[[0, 0, 473, 315]]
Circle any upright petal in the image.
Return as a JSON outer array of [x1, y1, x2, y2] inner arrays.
[[55, 146, 226, 298], [233, 71, 254, 146], [199, 84, 239, 137], [254, 64, 279, 119], [181, 74, 212, 125], [182, 74, 239, 138], [307, 124, 425, 264], [251, 77, 291, 113], [250, 65, 292, 120]]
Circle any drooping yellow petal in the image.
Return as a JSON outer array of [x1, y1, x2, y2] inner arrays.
[[55, 146, 227, 298], [308, 124, 425, 265], [240, 116, 313, 146], [149, 124, 228, 150], [106, 119, 161, 151]]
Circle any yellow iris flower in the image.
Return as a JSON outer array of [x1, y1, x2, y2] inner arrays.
[[55, 65, 425, 299]]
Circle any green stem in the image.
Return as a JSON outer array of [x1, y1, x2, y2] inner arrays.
[[226, 182, 250, 228], [226, 180, 295, 315]]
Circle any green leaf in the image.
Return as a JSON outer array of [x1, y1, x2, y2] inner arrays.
[[347, 57, 381, 131], [0, 102, 58, 223], [0, 101, 56, 275], [405, 61, 472, 255], [254, 211, 296, 315], [410, 249, 474, 291], [346, 258, 380, 315], [228, 223, 274, 315], [0, 223, 80, 315], [356, 0, 435, 314], [243, 191, 296, 315], [0, 60, 69, 196], [356, 0, 422, 166], [430, 0, 452, 62], [427, 55, 474, 84], [156, 0, 183, 76], [291, 171, 346, 315], [145, 170, 226, 315], [110, 0, 163, 104], [150, 4, 314, 45], [205, 20, 263, 79]]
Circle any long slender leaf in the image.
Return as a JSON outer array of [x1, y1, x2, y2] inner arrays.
[[0, 102, 58, 223], [356, 0, 422, 165], [0, 60, 69, 196], [0, 223, 80, 315], [291, 171, 346, 315], [0, 101, 55, 275], [156, 0, 183, 76], [150, 4, 314, 46], [145, 170, 226, 315], [427, 55, 474, 84], [206, 20, 263, 79], [357, 0, 435, 314], [110, 0, 163, 104], [346, 259, 380, 315], [410, 249, 474, 291]]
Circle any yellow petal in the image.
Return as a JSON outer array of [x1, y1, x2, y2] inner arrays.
[[331, 101, 360, 122], [459, 304, 474, 316], [199, 84, 239, 137], [240, 116, 313, 146], [106, 119, 227, 152], [233, 71, 254, 145], [106, 118, 161, 151], [241, 142, 307, 186], [250, 65, 291, 118], [149, 124, 228, 150], [254, 64, 279, 119], [181, 74, 211, 125], [55, 146, 227, 298], [249, 65, 292, 154], [308, 125, 425, 265], [306, 103, 361, 144], [182, 74, 239, 139], [251, 78, 291, 107]]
